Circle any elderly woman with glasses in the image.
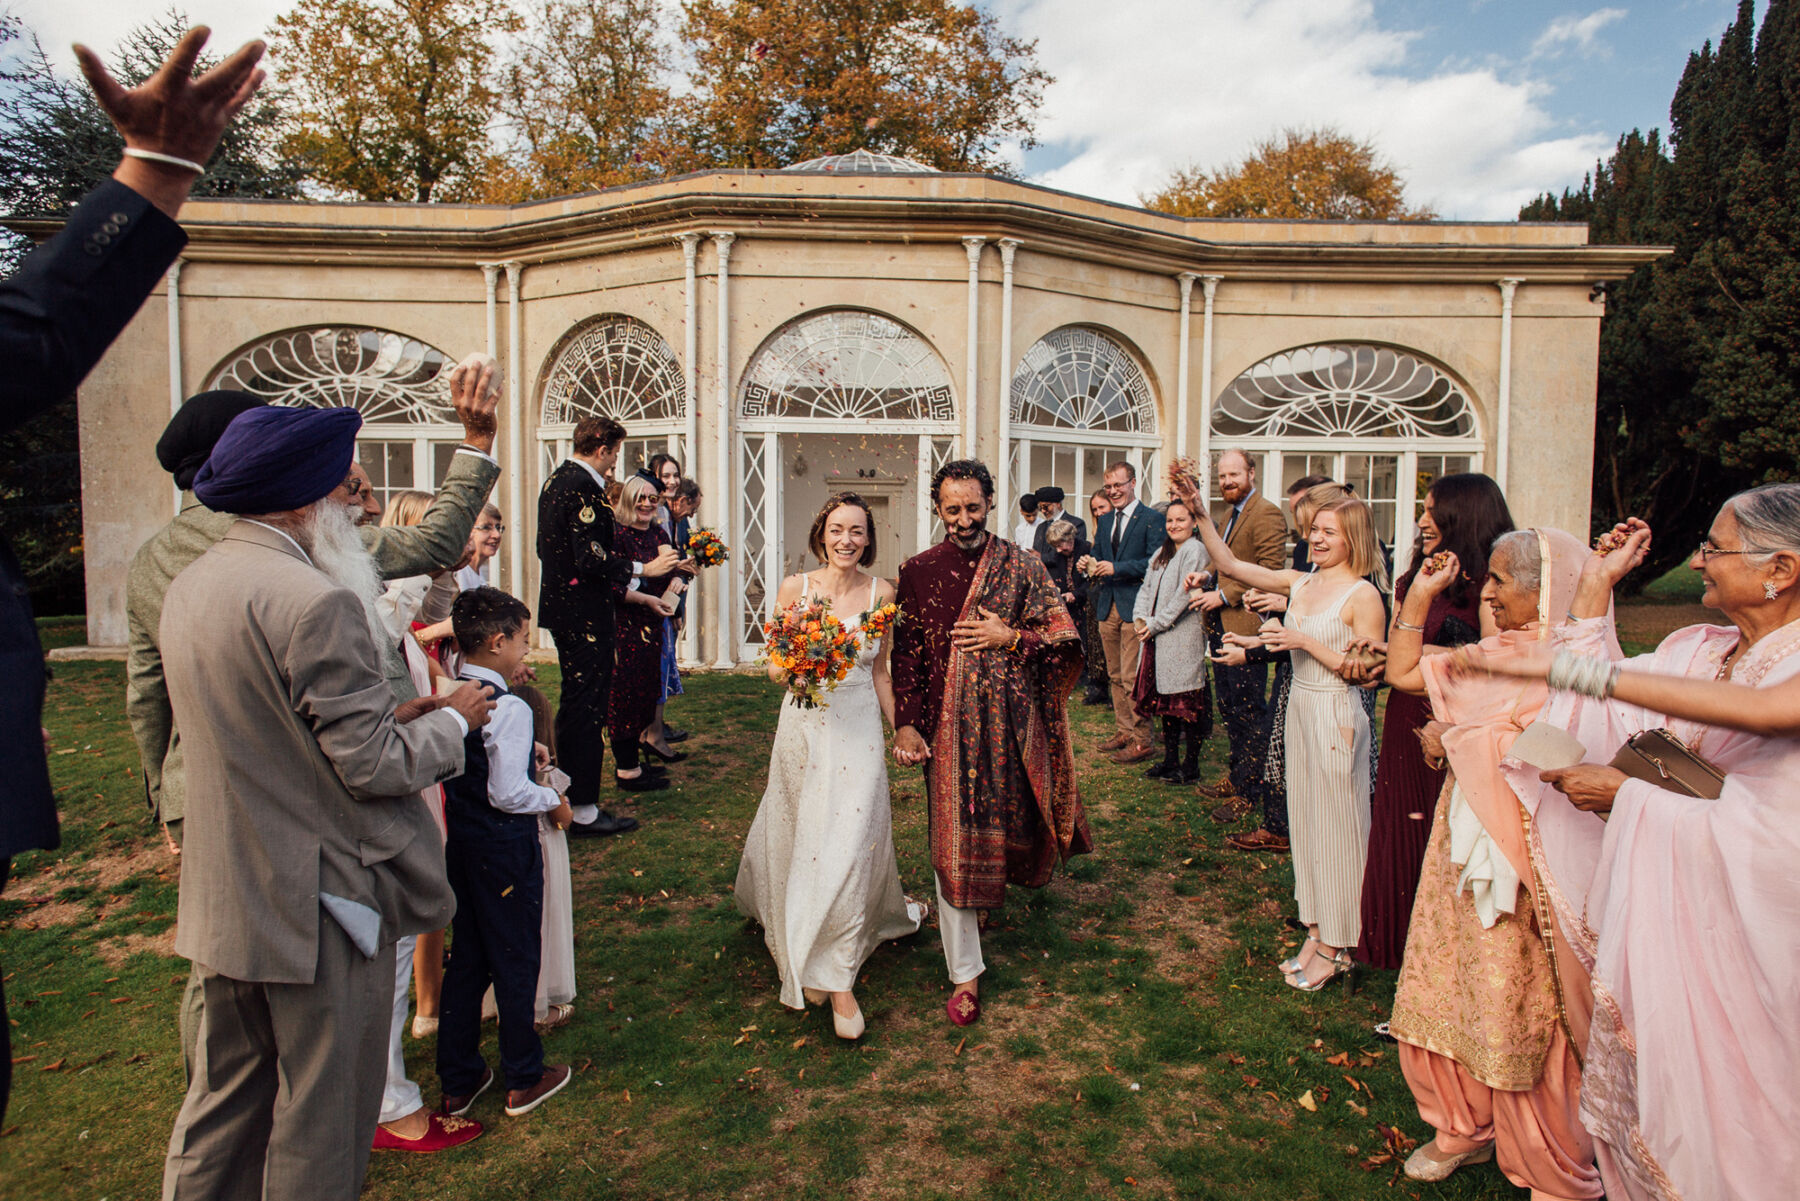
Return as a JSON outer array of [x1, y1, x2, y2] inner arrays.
[[1459, 484, 1800, 1201]]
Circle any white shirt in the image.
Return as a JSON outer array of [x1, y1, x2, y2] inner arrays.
[[1013, 514, 1046, 546], [460, 664, 560, 815]]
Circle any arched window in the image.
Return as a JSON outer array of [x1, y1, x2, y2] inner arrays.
[[1008, 326, 1161, 509], [536, 315, 687, 484], [739, 309, 955, 424], [1210, 343, 1485, 567], [206, 326, 461, 514], [734, 309, 958, 656]]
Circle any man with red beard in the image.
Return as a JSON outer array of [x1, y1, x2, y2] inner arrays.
[[890, 459, 1091, 1027]]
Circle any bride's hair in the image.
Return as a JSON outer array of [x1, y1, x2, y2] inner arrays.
[[808, 493, 877, 567]]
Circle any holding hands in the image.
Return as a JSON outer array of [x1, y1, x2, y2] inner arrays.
[[892, 725, 931, 765]]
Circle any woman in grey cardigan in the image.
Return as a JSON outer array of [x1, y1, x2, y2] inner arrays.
[[1131, 499, 1213, 784]]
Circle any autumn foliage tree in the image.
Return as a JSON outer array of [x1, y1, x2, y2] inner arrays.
[[667, 0, 1051, 173], [1142, 127, 1435, 220], [272, 0, 521, 202], [487, 0, 671, 200]]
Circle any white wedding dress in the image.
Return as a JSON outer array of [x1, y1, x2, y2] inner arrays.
[[736, 575, 925, 1009]]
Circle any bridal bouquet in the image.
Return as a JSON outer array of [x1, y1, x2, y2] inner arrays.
[[762, 596, 857, 709], [687, 526, 729, 568]]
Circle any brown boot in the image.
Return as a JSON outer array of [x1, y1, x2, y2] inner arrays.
[[1110, 741, 1156, 765], [1098, 733, 1130, 752], [1195, 774, 1238, 800], [1209, 795, 1254, 823]]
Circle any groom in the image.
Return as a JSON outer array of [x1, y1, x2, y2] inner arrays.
[[890, 459, 1091, 1026]]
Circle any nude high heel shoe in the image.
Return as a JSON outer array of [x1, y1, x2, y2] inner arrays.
[[802, 988, 828, 1006], [832, 1000, 865, 1041]]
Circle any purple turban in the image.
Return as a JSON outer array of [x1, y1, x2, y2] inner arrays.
[[193, 405, 363, 514]]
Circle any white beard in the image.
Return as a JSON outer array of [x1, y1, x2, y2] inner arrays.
[[304, 500, 391, 656]]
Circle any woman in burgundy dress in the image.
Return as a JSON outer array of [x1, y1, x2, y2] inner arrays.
[[609, 474, 683, 792], [1355, 474, 1512, 969]]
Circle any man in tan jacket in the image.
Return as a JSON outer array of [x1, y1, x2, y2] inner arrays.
[[1191, 450, 1287, 819], [158, 404, 492, 1200]]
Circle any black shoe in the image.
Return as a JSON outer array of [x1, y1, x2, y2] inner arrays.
[[664, 727, 690, 743], [1161, 766, 1199, 785], [615, 773, 669, 793], [638, 742, 688, 764], [568, 809, 639, 837], [1143, 761, 1175, 780]]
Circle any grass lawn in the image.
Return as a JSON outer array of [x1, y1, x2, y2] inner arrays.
[[11, 609, 1701, 1200]]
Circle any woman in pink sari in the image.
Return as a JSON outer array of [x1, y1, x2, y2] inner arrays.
[[1466, 484, 1800, 1201], [1382, 528, 1603, 1198]]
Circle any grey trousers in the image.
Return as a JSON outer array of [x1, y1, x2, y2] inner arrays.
[[163, 912, 394, 1201]]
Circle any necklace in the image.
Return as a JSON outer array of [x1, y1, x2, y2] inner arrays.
[[1714, 641, 1743, 681]]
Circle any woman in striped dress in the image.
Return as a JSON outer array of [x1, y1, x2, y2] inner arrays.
[[1191, 495, 1389, 991]]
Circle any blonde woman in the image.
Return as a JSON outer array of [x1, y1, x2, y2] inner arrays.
[[1190, 496, 1389, 991]]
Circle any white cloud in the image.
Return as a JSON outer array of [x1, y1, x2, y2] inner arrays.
[[1530, 8, 1629, 59], [996, 0, 1614, 219]]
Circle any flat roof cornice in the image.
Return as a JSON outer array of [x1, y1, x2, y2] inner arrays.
[[6, 171, 1668, 283]]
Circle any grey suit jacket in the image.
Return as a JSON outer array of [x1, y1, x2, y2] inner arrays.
[[126, 449, 499, 824], [162, 522, 464, 983]]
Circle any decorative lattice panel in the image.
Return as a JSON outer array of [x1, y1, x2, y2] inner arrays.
[[540, 316, 686, 426], [1213, 344, 1476, 440], [209, 327, 454, 423], [1010, 327, 1157, 434], [740, 311, 955, 423], [740, 434, 770, 647]]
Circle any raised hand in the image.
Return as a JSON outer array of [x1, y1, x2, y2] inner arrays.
[[1588, 518, 1652, 586], [76, 27, 266, 216], [1413, 550, 1461, 598], [447, 352, 501, 453]]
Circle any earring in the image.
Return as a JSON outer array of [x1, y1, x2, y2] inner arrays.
[[1766, 581, 1780, 600]]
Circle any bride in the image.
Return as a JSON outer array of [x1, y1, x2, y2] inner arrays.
[[736, 493, 925, 1040]]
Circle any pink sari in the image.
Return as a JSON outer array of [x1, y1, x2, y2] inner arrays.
[[1511, 613, 1800, 1200]]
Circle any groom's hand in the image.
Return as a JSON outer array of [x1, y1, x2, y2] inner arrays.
[[952, 606, 1014, 651], [893, 725, 930, 765]]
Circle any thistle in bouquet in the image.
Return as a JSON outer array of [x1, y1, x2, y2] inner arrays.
[[687, 526, 729, 568], [762, 595, 859, 709]]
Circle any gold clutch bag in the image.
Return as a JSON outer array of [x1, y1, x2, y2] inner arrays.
[[1608, 728, 1725, 799]]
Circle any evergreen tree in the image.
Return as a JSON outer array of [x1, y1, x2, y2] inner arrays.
[[1522, 0, 1800, 584]]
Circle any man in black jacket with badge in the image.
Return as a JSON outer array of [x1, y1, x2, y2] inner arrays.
[[0, 26, 267, 1126], [538, 416, 682, 836]]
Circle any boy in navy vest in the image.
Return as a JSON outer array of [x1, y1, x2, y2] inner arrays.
[[437, 588, 574, 1118]]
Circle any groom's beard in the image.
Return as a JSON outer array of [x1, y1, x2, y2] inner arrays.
[[304, 499, 391, 654], [947, 518, 989, 551]]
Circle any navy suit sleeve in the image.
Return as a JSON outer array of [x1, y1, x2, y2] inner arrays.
[[1, 180, 187, 432], [1110, 508, 1165, 584]]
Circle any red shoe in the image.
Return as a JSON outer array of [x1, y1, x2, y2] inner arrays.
[[946, 989, 981, 1027], [372, 1111, 484, 1153]]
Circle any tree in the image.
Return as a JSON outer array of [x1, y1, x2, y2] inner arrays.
[[1520, 0, 1800, 584], [272, 0, 521, 202], [667, 0, 1050, 173], [485, 0, 671, 201], [0, 9, 301, 613], [1142, 127, 1436, 220]]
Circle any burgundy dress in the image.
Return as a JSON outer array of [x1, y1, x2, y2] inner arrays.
[[608, 521, 672, 760], [1356, 577, 1481, 970]]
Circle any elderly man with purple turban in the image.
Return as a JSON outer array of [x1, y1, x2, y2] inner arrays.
[[158, 404, 495, 1200]]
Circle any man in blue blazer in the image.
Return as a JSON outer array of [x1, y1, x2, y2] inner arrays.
[[0, 28, 266, 1125], [1078, 461, 1165, 762]]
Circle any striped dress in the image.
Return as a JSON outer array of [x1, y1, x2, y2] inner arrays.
[[1282, 575, 1372, 950]]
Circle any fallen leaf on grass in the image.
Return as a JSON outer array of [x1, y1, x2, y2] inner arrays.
[[1346, 1099, 1368, 1116], [9, 1056, 34, 1066], [732, 1034, 750, 1047], [953, 1037, 966, 1056], [1296, 1090, 1317, 1112], [739, 1024, 759, 1032], [791, 1037, 808, 1049], [1326, 1051, 1351, 1066], [40, 1058, 65, 1072], [125, 1053, 149, 1064]]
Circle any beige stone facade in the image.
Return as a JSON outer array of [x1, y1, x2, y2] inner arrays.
[[40, 159, 1663, 664]]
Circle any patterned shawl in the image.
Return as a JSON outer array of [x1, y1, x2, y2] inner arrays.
[[928, 535, 1090, 909]]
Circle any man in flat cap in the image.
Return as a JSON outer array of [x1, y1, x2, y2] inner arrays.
[[1030, 486, 1084, 553], [158, 404, 494, 1200]]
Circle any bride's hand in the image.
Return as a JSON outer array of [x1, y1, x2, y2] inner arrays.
[[893, 725, 931, 765]]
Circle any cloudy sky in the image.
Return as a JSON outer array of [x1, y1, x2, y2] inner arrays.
[[18, 0, 1742, 219]]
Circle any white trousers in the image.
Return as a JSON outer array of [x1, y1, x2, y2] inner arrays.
[[378, 934, 422, 1124], [935, 877, 985, 986]]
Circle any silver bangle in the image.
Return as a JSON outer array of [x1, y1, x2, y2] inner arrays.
[[1394, 618, 1425, 633], [123, 147, 206, 175], [1548, 650, 1618, 698]]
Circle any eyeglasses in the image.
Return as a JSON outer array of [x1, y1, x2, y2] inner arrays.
[[338, 478, 367, 500], [1695, 541, 1797, 561], [475, 523, 505, 533]]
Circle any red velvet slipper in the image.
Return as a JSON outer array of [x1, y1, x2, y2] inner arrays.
[[372, 1111, 484, 1153], [946, 989, 981, 1027]]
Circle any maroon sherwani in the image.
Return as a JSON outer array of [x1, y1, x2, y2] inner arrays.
[[892, 533, 1091, 910]]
